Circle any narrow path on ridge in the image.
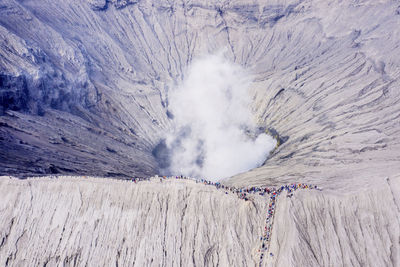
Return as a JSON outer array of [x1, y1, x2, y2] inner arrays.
[[127, 175, 321, 267]]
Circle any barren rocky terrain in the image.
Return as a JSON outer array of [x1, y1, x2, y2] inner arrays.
[[1, 0, 400, 266]]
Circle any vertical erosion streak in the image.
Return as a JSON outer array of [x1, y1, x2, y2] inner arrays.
[[162, 197, 169, 267]]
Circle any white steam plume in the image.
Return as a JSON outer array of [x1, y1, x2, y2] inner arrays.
[[165, 54, 276, 180]]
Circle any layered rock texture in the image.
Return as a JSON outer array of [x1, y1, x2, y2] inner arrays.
[[1, 0, 400, 266]]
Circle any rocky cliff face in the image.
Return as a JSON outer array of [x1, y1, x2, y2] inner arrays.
[[1, 0, 400, 266]]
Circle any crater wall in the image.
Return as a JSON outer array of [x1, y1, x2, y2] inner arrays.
[[1, 0, 399, 181]]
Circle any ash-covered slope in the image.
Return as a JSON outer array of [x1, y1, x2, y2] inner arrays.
[[1, 0, 399, 180], [1, 176, 399, 267], [0, 176, 265, 266], [271, 176, 400, 267], [0, 0, 399, 180]]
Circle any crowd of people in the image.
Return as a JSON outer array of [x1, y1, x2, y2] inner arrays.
[[129, 175, 320, 266]]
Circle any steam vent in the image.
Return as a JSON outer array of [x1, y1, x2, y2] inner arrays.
[[1, 0, 400, 266]]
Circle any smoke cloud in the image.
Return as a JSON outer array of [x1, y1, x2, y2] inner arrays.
[[163, 54, 276, 180]]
